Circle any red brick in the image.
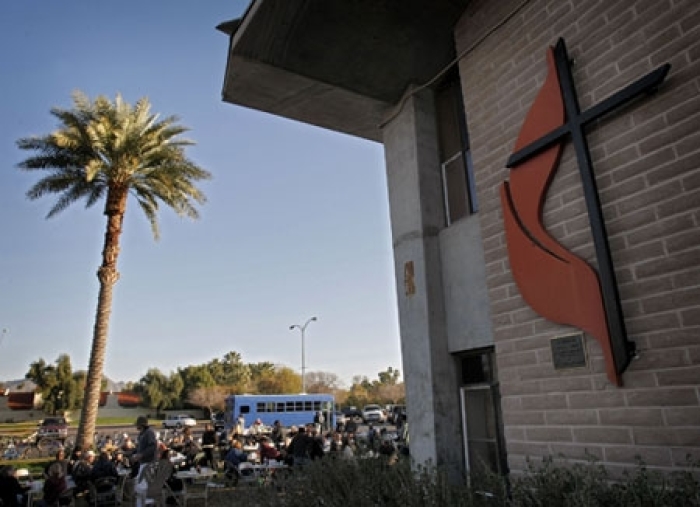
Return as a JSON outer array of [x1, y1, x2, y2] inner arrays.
[[629, 348, 689, 369], [656, 190, 700, 219], [666, 229, 700, 255], [545, 409, 599, 426], [664, 406, 700, 426], [574, 427, 633, 445], [646, 329, 700, 348], [656, 366, 700, 386], [599, 408, 665, 426], [644, 288, 700, 317], [634, 427, 700, 446], [604, 445, 672, 466], [525, 426, 573, 442], [549, 443, 604, 461], [671, 447, 700, 467], [500, 379, 541, 396], [616, 180, 683, 216], [569, 391, 626, 409], [625, 387, 698, 407], [506, 441, 551, 457], [520, 394, 568, 411]]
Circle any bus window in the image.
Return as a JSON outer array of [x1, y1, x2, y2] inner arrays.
[[286, 401, 295, 412], [240, 405, 250, 415], [295, 401, 303, 411], [277, 402, 285, 412]]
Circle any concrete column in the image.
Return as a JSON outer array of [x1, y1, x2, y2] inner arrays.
[[382, 89, 464, 480]]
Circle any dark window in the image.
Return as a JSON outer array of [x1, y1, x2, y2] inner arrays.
[[459, 349, 507, 475], [277, 403, 285, 412], [436, 72, 478, 225], [240, 405, 250, 415]]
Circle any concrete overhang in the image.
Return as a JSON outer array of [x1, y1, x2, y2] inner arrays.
[[218, 0, 468, 142]]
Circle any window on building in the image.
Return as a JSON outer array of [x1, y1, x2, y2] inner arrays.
[[459, 349, 507, 475], [436, 71, 478, 225]]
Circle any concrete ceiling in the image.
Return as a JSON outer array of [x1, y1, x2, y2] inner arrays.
[[219, 0, 468, 142]]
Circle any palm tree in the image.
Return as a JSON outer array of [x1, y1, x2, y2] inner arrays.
[[16, 91, 212, 449]]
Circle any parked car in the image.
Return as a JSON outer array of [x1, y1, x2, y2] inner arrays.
[[211, 412, 225, 432], [36, 417, 69, 444], [362, 404, 386, 423], [341, 406, 363, 421], [162, 414, 197, 428]]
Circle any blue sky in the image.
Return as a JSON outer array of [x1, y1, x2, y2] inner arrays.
[[0, 1, 401, 387]]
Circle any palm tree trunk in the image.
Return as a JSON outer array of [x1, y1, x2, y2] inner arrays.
[[75, 187, 127, 449]]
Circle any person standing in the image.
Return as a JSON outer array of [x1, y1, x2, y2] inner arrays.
[[235, 413, 245, 436], [132, 416, 157, 507], [201, 423, 218, 470]]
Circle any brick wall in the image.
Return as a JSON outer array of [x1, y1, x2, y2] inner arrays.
[[457, 0, 700, 474]]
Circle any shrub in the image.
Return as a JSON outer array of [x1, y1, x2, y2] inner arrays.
[[207, 455, 700, 507]]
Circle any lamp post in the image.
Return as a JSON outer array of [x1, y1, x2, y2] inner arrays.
[[289, 316, 317, 394]]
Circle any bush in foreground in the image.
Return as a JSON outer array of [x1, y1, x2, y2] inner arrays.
[[208, 455, 700, 507]]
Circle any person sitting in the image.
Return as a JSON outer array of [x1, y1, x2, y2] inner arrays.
[[259, 436, 281, 461], [248, 418, 265, 436], [329, 432, 344, 455], [43, 461, 73, 506], [92, 450, 119, 481], [181, 427, 200, 468], [67, 445, 83, 475], [112, 449, 130, 470], [286, 426, 314, 467], [0, 465, 31, 507], [120, 434, 136, 459], [344, 416, 358, 434], [71, 449, 96, 497], [44, 448, 69, 478], [100, 436, 118, 454], [223, 440, 248, 482]]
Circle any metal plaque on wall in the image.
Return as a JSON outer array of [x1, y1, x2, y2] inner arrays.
[[551, 333, 587, 370]]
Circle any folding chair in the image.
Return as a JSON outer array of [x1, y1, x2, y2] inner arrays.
[[89, 477, 119, 506], [237, 462, 259, 484], [182, 478, 208, 506], [162, 481, 183, 506]]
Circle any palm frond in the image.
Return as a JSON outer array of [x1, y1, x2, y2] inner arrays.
[[16, 90, 211, 235]]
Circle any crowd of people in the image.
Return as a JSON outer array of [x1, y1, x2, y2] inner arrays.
[[221, 411, 409, 475], [0, 411, 409, 506]]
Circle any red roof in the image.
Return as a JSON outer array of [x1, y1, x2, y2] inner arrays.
[[7, 392, 35, 410]]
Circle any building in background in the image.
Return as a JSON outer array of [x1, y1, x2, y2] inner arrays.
[[218, 0, 700, 480]]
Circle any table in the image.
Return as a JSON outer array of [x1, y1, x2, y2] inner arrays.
[[253, 461, 289, 480], [254, 461, 287, 472], [175, 468, 217, 481]]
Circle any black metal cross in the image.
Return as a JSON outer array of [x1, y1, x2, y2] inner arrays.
[[506, 38, 670, 375]]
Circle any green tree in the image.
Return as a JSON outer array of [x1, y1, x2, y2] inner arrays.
[[25, 354, 79, 413], [178, 365, 215, 404], [221, 351, 251, 388], [256, 366, 301, 394], [16, 91, 211, 448], [377, 367, 400, 385], [135, 368, 183, 414]]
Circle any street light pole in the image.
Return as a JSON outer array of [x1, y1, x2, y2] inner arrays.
[[289, 317, 317, 394]]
